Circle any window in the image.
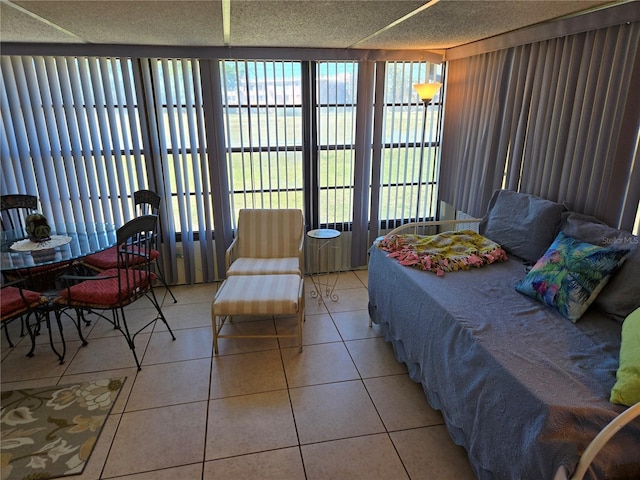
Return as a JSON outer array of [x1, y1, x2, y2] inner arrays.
[[316, 61, 358, 229], [378, 61, 443, 229], [221, 60, 304, 226]]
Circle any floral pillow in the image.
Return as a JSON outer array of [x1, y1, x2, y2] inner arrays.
[[516, 231, 630, 322]]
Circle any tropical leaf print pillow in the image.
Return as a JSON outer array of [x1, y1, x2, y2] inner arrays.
[[516, 231, 630, 322]]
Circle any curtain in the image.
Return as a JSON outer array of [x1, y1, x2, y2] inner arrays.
[[440, 21, 640, 232]]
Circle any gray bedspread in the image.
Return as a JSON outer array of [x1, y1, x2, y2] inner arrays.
[[368, 245, 640, 480]]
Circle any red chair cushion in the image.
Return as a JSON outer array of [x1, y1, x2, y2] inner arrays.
[[82, 246, 119, 269], [83, 247, 159, 270], [59, 268, 156, 307], [1, 286, 44, 320]]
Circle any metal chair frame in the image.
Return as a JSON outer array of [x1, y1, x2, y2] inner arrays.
[[55, 215, 175, 370]]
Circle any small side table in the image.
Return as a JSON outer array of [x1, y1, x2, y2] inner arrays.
[[307, 228, 341, 303]]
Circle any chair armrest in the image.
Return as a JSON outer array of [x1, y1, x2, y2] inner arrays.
[[571, 401, 640, 480], [225, 237, 239, 272]]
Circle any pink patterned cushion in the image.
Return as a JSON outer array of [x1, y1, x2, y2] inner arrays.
[[1, 286, 44, 320], [60, 268, 156, 307], [83, 247, 159, 269]]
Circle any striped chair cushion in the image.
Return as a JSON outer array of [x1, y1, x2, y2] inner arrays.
[[213, 274, 301, 316], [83, 246, 159, 270], [57, 268, 156, 307], [226, 257, 300, 276], [1, 286, 45, 321], [236, 209, 303, 259]]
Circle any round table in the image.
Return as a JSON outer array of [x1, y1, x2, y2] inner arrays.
[[1, 222, 118, 273], [307, 228, 341, 303]]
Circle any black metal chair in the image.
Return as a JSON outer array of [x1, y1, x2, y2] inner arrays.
[[1, 278, 65, 364], [0, 194, 38, 233], [81, 190, 177, 303], [54, 215, 175, 370]]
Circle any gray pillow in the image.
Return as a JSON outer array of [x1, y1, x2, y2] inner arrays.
[[559, 211, 639, 322], [479, 190, 566, 263]]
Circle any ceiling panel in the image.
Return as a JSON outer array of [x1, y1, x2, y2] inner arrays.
[[0, 0, 626, 50]]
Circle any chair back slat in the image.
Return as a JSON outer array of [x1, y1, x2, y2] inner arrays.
[[116, 214, 158, 304], [236, 209, 303, 258], [134, 190, 161, 215]]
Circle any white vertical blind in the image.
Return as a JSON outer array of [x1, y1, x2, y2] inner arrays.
[[1, 56, 145, 227]]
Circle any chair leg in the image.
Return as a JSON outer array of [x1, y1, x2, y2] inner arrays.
[[3, 320, 15, 348], [148, 287, 176, 341], [154, 259, 177, 303], [47, 310, 66, 365], [69, 308, 89, 346], [23, 312, 38, 358], [116, 307, 143, 371]]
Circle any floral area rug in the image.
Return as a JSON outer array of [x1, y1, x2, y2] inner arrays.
[[377, 229, 508, 276], [1, 377, 125, 480]]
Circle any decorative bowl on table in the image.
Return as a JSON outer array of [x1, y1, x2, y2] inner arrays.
[[25, 213, 51, 243]]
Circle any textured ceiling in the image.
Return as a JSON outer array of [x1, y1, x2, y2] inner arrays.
[[0, 0, 624, 50]]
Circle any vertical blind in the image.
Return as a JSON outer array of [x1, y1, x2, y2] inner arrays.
[[2, 54, 442, 280], [1, 56, 145, 227], [440, 21, 640, 232]]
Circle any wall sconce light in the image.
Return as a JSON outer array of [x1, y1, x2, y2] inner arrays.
[[413, 82, 442, 105]]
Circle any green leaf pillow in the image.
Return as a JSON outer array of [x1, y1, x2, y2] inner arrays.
[[516, 232, 630, 322], [610, 307, 640, 406]]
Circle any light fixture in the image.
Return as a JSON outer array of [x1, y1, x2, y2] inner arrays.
[[413, 82, 442, 105], [413, 82, 442, 221]]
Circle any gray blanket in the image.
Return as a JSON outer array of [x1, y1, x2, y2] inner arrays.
[[368, 245, 640, 480]]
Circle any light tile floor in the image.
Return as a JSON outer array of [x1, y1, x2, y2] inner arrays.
[[1, 270, 477, 479]]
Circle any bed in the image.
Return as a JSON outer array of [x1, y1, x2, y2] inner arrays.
[[367, 190, 640, 480]]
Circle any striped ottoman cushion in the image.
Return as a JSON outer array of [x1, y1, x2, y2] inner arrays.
[[213, 274, 301, 316], [226, 257, 301, 276]]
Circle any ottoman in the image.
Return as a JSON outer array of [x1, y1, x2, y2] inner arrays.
[[211, 274, 304, 354]]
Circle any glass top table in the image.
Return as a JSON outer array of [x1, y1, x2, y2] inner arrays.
[[1, 222, 118, 272]]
